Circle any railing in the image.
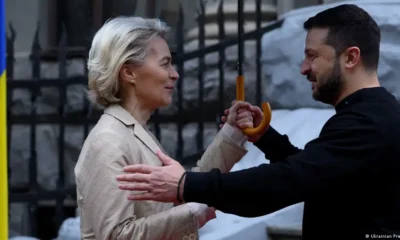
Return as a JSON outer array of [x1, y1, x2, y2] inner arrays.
[[6, 0, 284, 238]]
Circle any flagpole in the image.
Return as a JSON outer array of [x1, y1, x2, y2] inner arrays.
[[0, 0, 8, 238]]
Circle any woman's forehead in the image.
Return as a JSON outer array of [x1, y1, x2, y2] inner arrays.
[[146, 37, 171, 59]]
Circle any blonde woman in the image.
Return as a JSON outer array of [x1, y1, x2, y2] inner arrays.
[[74, 16, 257, 240]]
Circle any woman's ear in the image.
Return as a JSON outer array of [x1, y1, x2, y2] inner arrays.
[[120, 65, 137, 84]]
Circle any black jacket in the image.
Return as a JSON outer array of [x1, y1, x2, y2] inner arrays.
[[183, 87, 400, 240]]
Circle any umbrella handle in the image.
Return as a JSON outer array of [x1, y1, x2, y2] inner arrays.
[[236, 75, 272, 136]]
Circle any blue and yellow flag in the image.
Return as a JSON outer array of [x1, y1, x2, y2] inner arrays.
[[0, 0, 7, 238]]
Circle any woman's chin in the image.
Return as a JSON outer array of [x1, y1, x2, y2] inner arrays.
[[159, 97, 173, 108]]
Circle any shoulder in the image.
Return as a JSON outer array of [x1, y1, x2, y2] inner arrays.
[[322, 104, 400, 145], [88, 113, 136, 149], [76, 130, 129, 171], [95, 113, 131, 137], [323, 109, 374, 128], [76, 116, 133, 171], [88, 130, 128, 153], [311, 110, 385, 149], [88, 123, 127, 151]]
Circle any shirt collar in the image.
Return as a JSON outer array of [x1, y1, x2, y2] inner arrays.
[[335, 87, 387, 112], [104, 104, 137, 125]]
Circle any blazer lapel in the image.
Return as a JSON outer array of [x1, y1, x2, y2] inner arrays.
[[104, 104, 161, 155], [132, 123, 161, 155]]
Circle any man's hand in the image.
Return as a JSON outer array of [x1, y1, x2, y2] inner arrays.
[[220, 100, 266, 142], [117, 151, 185, 204]]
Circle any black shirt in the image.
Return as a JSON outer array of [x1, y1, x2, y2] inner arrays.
[[183, 87, 400, 239]]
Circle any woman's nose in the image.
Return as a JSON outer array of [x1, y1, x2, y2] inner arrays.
[[170, 68, 179, 80]]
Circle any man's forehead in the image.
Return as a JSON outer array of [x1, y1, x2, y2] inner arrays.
[[305, 28, 329, 49]]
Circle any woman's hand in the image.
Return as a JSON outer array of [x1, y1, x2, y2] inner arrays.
[[186, 203, 216, 228], [220, 100, 266, 143]]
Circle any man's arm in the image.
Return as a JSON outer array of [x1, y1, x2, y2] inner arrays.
[[77, 132, 198, 240], [254, 126, 302, 163], [183, 113, 385, 217]]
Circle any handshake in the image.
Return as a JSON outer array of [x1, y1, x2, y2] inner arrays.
[[190, 100, 267, 228], [219, 100, 267, 143]]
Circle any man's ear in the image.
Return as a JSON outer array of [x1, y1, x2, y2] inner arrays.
[[343, 46, 361, 69], [120, 65, 137, 84]]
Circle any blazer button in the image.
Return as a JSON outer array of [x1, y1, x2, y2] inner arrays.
[[189, 233, 197, 240], [182, 236, 189, 240]]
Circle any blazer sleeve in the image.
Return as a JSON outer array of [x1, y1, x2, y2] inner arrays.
[[254, 126, 302, 163], [191, 124, 248, 173], [183, 113, 386, 217], [76, 132, 197, 240]]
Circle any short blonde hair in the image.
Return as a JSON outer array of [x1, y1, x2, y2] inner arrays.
[[87, 16, 170, 107]]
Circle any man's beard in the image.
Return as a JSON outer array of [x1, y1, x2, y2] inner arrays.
[[312, 59, 343, 105]]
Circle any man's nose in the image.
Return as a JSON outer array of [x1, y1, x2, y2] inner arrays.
[[300, 60, 310, 76]]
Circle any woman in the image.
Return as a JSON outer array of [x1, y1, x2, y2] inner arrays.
[[74, 16, 255, 240]]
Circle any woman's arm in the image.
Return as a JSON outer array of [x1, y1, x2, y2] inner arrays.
[[191, 123, 248, 173], [76, 132, 198, 240]]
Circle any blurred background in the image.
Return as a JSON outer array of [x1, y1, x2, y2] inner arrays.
[[4, 0, 400, 239]]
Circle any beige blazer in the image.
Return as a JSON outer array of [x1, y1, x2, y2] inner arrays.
[[74, 104, 248, 240]]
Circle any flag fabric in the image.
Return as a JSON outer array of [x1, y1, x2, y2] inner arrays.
[[0, 0, 8, 238]]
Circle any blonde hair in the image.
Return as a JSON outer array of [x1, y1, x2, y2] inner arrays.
[[87, 16, 170, 107]]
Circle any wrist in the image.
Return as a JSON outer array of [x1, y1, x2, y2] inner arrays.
[[177, 172, 187, 203], [251, 126, 269, 144], [221, 122, 248, 146], [179, 175, 185, 201]]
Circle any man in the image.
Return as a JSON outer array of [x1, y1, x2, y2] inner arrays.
[[116, 4, 400, 239]]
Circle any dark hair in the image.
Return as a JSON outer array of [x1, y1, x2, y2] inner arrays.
[[303, 4, 381, 71]]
